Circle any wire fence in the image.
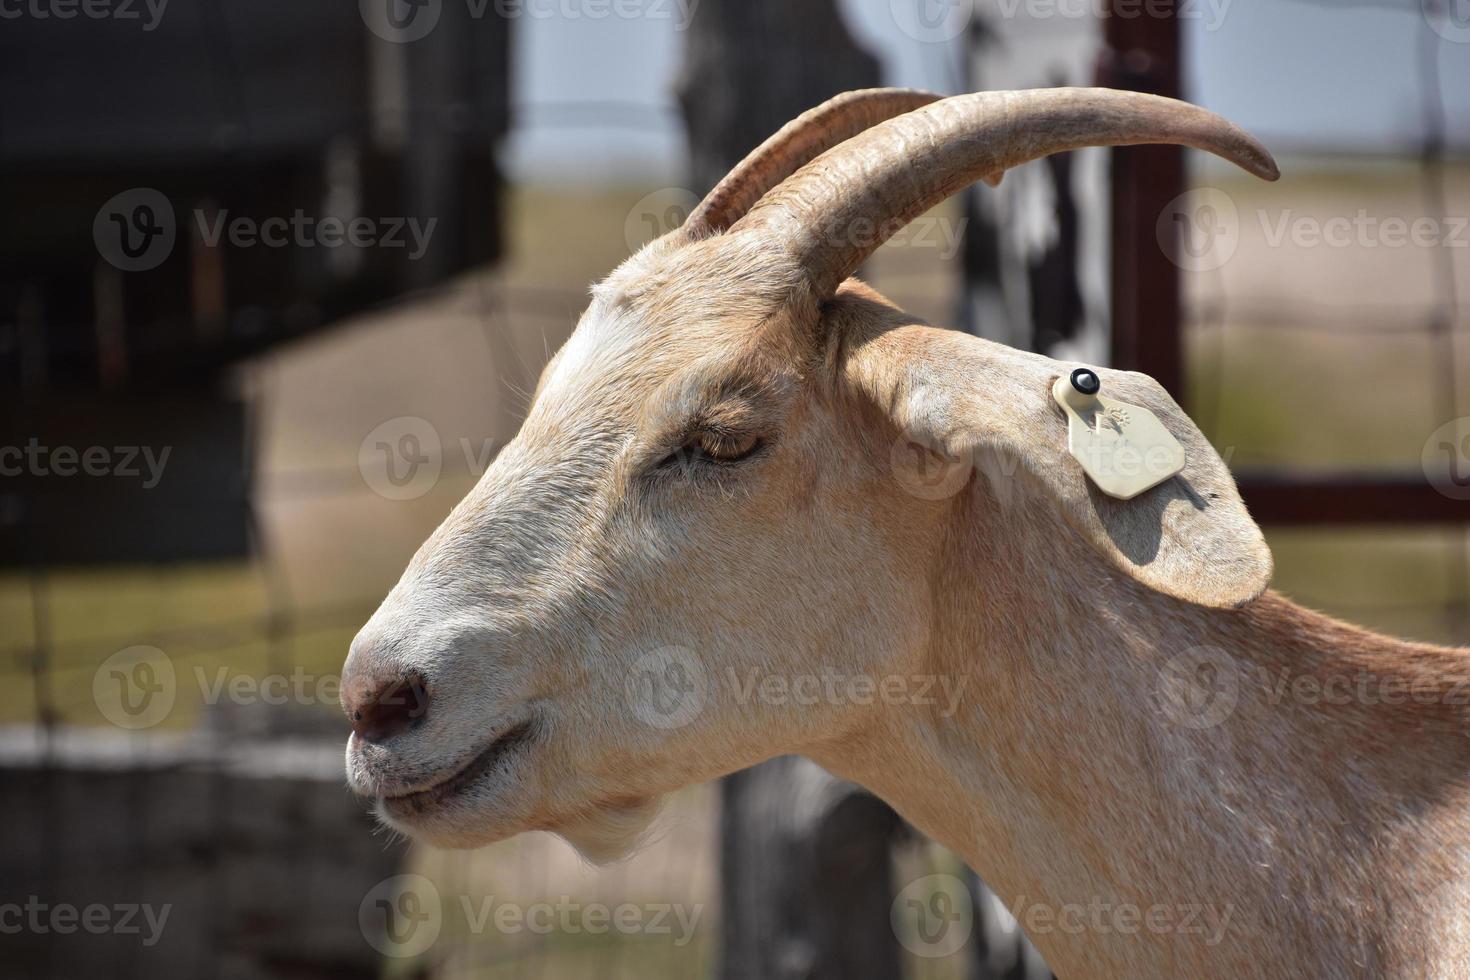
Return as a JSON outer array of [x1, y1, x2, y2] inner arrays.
[[1183, 0, 1469, 638], [0, 74, 731, 973], [4, 4, 1469, 978]]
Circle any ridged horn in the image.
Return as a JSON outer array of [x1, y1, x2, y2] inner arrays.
[[730, 87, 1279, 298], [681, 88, 942, 240]]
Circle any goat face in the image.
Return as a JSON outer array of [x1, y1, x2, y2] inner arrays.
[[342, 237, 925, 856], [342, 89, 1279, 858]]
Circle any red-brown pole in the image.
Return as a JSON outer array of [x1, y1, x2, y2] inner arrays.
[[1101, 9, 1185, 399]]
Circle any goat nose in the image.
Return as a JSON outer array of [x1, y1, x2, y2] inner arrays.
[[345, 673, 430, 742]]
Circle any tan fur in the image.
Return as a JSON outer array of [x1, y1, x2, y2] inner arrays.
[[343, 99, 1470, 979]]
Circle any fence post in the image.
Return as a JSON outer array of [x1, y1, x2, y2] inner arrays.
[[676, 5, 905, 978], [715, 757, 904, 980], [1100, 8, 1184, 397]]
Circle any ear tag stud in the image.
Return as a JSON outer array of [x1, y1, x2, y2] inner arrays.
[[1051, 368, 1186, 500]]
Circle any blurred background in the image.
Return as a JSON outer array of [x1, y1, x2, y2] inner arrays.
[[1, 0, 1467, 977]]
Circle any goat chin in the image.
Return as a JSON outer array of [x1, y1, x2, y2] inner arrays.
[[556, 795, 664, 865]]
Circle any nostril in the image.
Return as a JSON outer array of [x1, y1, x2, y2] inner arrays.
[[349, 673, 430, 743]]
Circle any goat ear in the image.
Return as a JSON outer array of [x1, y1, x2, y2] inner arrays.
[[852, 325, 1273, 609]]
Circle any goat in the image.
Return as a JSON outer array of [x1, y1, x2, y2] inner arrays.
[[342, 88, 1470, 978]]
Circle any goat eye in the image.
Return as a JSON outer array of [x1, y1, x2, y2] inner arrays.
[[654, 427, 765, 473], [694, 430, 761, 463]]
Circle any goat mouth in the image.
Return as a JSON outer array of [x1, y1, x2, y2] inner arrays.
[[380, 720, 536, 814]]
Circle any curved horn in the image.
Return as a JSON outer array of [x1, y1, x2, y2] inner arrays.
[[730, 87, 1279, 298], [681, 88, 942, 240]]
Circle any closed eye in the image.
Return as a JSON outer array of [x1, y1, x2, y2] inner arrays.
[[658, 429, 764, 469]]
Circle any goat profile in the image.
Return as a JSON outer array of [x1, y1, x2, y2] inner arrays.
[[343, 88, 1470, 979]]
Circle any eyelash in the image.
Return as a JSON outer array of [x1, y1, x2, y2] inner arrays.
[[657, 430, 765, 471]]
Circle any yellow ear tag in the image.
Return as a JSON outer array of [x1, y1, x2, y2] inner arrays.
[[1051, 368, 1185, 500]]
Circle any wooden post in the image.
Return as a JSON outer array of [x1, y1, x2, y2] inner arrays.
[[675, 0, 881, 195], [716, 756, 904, 980], [1100, 9, 1184, 397], [676, 6, 907, 978]]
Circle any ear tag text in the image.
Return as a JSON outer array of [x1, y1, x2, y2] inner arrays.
[[1051, 368, 1185, 500]]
